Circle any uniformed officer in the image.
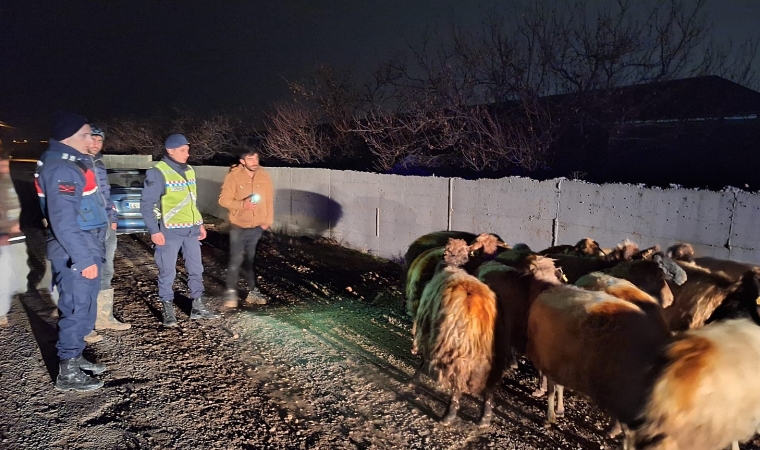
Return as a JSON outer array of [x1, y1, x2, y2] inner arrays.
[[36, 112, 108, 391], [139, 134, 219, 326]]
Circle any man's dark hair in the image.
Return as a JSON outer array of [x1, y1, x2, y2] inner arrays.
[[236, 146, 261, 161]]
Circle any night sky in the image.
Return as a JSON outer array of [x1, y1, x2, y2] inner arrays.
[[1, 0, 758, 139]]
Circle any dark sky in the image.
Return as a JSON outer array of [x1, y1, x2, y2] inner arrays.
[[1, 1, 758, 139]]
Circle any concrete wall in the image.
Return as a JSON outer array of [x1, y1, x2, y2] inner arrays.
[[103, 154, 154, 169], [24, 153, 759, 264], [191, 164, 760, 265]]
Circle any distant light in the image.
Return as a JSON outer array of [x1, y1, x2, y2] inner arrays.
[[40, 140, 48, 144]]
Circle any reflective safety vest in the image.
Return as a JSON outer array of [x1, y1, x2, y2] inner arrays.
[[153, 161, 203, 229]]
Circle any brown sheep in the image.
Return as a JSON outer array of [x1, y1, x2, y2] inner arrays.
[[666, 242, 696, 262], [663, 260, 754, 331], [599, 253, 687, 308], [668, 242, 759, 282], [411, 239, 501, 426], [537, 237, 605, 257], [542, 240, 639, 284], [476, 256, 552, 370], [526, 271, 671, 429], [548, 246, 685, 308], [601, 239, 640, 262]]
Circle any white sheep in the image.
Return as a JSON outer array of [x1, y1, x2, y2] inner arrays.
[[629, 318, 760, 450]]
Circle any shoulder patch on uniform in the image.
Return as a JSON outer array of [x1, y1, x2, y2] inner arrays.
[[145, 178, 154, 186], [58, 181, 76, 195]]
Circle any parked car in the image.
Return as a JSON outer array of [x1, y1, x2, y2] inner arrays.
[[108, 168, 148, 234]]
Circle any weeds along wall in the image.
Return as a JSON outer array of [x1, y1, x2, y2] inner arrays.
[[190, 166, 760, 264]]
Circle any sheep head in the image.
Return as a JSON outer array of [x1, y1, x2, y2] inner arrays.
[[667, 243, 695, 263], [653, 253, 688, 286], [524, 254, 563, 283], [634, 245, 662, 261], [468, 233, 509, 258], [575, 238, 604, 257], [605, 239, 640, 262], [443, 238, 470, 268]]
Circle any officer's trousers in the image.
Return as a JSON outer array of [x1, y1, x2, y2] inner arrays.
[[155, 231, 204, 302], [52, 229, 104, 360]]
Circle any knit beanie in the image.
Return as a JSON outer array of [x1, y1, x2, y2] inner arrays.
[[52, 111, 88, 141]]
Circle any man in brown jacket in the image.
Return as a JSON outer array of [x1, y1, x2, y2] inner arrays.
[[218, 147, 274, 308]]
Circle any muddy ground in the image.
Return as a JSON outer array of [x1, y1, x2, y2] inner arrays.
[[2, 221, 760, 450]]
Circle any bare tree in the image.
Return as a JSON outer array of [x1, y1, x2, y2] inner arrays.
[[266, 0, 757, 173], [103, 113, 249, 163], [101, 118, 163, 157], [173, 114, 243, 163], [263, 102, 332, 164]]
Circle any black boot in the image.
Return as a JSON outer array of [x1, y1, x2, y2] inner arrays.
[[190, 297, 220, 320], [162, 302, 178, 327], [55, 358, 104, 392], [74, 355, 107, 375]]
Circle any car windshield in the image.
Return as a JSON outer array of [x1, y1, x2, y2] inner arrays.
[[108, 170, 146, 189]]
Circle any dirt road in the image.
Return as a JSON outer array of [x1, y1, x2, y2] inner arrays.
[[2, 225, 759, 449]]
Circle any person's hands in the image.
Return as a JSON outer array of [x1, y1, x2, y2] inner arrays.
[[243, 200, 256, 211], [0, 235, 9, 247], [199, 225, 207, 241], [81, 264, 98, 279], [111, 222, 117, 231], [151, 232, 166, 246], [261, 224, 270, 231]]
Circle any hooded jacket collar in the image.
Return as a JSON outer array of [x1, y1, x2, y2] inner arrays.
[[162, 154, 189, 172]]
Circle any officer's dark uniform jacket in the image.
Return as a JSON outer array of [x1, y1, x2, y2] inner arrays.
[[35, 140, 108, 272]]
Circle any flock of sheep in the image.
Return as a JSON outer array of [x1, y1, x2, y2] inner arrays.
[[402, 231, 760, 450]]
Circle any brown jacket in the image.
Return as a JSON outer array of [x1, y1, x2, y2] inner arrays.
[[218, 165, 274, 229]]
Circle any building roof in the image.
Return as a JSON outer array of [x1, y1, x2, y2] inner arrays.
[[545, 75, 760, 123]]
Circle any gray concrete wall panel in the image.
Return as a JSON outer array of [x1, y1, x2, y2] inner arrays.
[[378, 175, 450, 260], [102, 154, 154, 169], [280, 168, 333, 237], [266, 168, 293, 232], [194, 166, 228, 221], [451, 177, 558, 250], [558, 181, 733, 258], [328, 171, 382, 254], [190, 166, 759, 264], [728, 190, 760, 263]]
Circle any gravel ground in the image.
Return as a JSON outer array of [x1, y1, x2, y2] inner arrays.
[[2, 222, 760, 450]]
